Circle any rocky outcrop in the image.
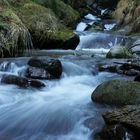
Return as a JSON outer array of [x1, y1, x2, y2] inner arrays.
[[92, 80, 140, 105], [103, 105, 140, 138], [106, 45, 132, 58], [26, 57, 62, 79], [1, 74, 45, 88], [0, 1, 32, 57], [114, 0, 140, 33], [33, 0, 80, 27], [11, 0, 79, 50], [0, 0, 80, 57]]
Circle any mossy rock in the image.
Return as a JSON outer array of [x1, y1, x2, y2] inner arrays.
[[106, 45, 132, 58], [94, 0, 119, 8], [132, 17, 140, 33], [114, 0, 140, 34], [0, 1, 32, 57], [92, 80, 140, 105], [32, 0, 80, 27], [0, 0, 79, 56], [9, 0, 78, 49]]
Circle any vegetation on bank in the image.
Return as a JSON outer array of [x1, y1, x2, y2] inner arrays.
[[114, 0, 140, 33], [0, 0, 79, 57]]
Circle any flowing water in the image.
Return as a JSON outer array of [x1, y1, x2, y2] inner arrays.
[[0, 54, 130, 140], [0, 11, 129, 140]]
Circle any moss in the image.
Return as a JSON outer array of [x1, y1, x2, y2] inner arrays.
[[0, 3, 32, 57], [0, 0, 78, 56], [114, 0, 140, 34], [32, 0, 80, 26], [106, 45, 132, 58]]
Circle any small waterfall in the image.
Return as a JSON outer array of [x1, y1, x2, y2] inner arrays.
[[0, 61, 27, 76], [76, 22, 88, 32], [76, 32, 125, 55]]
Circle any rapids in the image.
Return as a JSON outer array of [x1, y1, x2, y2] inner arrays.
[[0, 56, 129, 140]]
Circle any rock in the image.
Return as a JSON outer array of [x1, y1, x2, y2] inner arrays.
[[0, 1, 32, 57], [99, 124, 135, 140], [1, 74, 45, 88], [6, 0, 79, 51], [28, 79, 45, 88], [1, 74, 29, 87], [92, 80, 140, 105], [33, 0, 80, 27], [98, 64, 117, 72], [130, 39, 140, 54], [106, 45, 132, 58], [60, 34, 80, 50], [62, 0, 87, 15], [27, 57, 62, 79], [114, 0, 140, 34], [125, 69, 139, 76], [94, 0, 119, 8], [26, 66, 54, 80], [134, 74, 140, 82], [103, 105, 140, 138]]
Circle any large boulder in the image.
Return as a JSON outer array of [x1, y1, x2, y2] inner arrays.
[[114, 0, 140, 33], [27, 57, 62, 79], [106, 45, 132, 58], [3, 0, 79, 51], [62, 0, 87, 15], [103, 105, 140, 138], [33, 0, 80, 27], [92, 80, 140, 105], [1, 74, 45, 88]]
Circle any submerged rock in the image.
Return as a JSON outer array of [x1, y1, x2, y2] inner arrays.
[[1, 74, 45, 88], [103, 105, 140, 138], [27, 57, 62, 79], [92, 80, 140, 105], [106, 45, 132, 58]]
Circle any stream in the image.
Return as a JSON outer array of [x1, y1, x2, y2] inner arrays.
[[0, 12, 130, 140]]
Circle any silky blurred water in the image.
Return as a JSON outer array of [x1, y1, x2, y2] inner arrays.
[[0, 58, 121, 140]]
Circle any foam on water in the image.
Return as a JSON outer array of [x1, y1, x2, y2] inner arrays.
[[76, 22, 88, 32], [104, 23, 116, 30], [84, 14, 101, 21], [0, 60, 119, 140]]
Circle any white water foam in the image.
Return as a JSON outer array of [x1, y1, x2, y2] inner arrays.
[[76, 22, 88, 32], [104, 23, 116, 30], [85, 14, 101, 21]]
